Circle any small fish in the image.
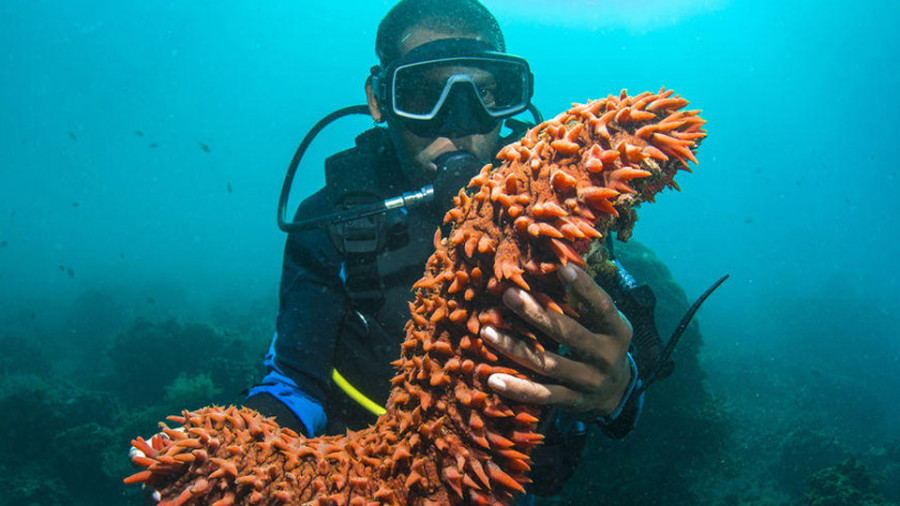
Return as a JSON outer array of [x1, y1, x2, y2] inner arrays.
[[147, 297, 155, 305], [59, 265, 65, 271], [0, 241, 6, 248], [72, 202, 79, 208], [68, 131, 77, 141], [120, 252, 125, 259], [134, 130, 144, 137], [149, 142, 158, 149], [199, 142, 211, 153], [226, 182, 232, 194], [66, 267, 75, 278]]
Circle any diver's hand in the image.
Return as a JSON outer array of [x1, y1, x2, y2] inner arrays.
[[128, 428, 185, 504], [414, 137, 458, 174], [481, 265, 634, 417]]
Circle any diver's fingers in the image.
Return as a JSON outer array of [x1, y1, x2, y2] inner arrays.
[[502, 286, 610, 361], [558, 265, 632, 345], [415, 137, 458, 173], [481, 326, 603, 392], [486, 373, 582, 408], [129, 427, 184, 465], [129, 445, 146, 461]]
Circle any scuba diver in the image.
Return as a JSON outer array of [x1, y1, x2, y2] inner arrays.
[[128, 1, 728, 501], [243, 0, 725, 499]]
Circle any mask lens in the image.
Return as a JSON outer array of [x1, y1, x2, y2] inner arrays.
[[392, 57, 529, 119], [486, 60, 526, 113], [393, 64, 446, 116]]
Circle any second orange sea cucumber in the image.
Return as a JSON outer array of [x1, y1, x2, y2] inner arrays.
[[126, 88, 706, 505]]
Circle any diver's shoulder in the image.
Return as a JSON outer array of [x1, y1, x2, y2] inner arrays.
[[294, 188, 330, 218], [326, 127, 393, 164]]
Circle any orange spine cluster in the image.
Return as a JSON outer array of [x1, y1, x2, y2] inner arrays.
[[125, 89, 705, 505]]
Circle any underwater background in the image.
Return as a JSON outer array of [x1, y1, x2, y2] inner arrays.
[[1, 0, 898, 504]]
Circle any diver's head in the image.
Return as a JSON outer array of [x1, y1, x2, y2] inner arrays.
[[365, 0, 532, 188]]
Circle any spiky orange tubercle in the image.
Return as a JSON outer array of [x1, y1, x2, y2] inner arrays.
[[126, 89, 705, 505]]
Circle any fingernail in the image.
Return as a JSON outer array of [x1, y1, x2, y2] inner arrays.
[[560, 265, 577, 283], [503, 288, 523, 308], [488, 375, 506, 391], [482, 326, 499, 342]]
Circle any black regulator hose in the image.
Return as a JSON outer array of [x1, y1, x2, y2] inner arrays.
[[277, 105, 371, 232]]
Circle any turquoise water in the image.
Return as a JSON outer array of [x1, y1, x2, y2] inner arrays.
[[2, 1, 898, 321], [1, 1, 898, 503]]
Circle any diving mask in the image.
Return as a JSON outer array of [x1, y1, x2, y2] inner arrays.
[[371, 38, 533, 136]]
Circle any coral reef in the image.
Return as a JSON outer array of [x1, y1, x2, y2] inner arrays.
[[0, 333, 51, 376], [804, 458, 888, 506], [0, 374, 125, 504], [0, 307, 270, 506], [868, 440, 900, 501], [109, 318, 263, 404], [126, 89, 705, 505], [164, 373, 224, 413], [777, 427, 850, 496]]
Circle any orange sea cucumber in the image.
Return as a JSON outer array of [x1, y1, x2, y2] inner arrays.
[[126, 88, 705, 505]]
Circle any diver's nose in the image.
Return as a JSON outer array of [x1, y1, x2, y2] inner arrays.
[[438, 94, 475, 137], [437, 84, 498, 137]]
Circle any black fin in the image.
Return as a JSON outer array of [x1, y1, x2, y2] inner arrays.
[[641, 274, 729, 392]]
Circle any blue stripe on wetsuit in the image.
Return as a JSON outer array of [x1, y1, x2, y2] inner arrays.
[[246, 334, 328, 437]]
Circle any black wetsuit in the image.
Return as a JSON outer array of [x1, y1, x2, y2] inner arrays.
[[245, 127, 645, 496]]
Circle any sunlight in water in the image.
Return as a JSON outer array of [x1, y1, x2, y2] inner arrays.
[[490, 0, 728, 31]]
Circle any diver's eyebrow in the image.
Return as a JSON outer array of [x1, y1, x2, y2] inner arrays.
[[474, 74, 497, 85]]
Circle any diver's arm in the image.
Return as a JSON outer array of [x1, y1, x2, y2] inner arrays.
[[524, 414, 590, 496], [525, 386, 643, 496], [244, 385, 321, 438], [245, 192, 345, 437]]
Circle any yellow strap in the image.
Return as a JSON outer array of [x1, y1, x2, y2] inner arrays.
[[331, 368, 387, 416]]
